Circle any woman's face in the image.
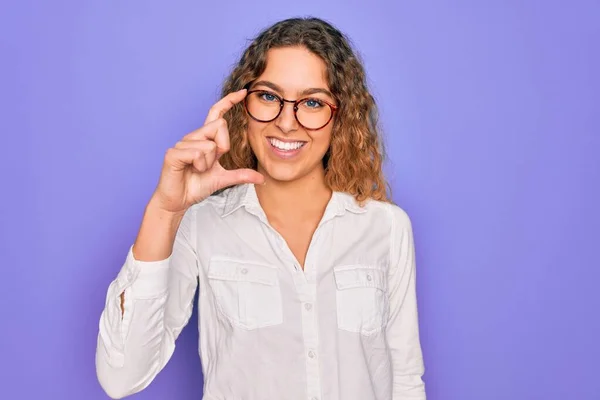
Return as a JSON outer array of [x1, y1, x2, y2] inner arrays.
[[245, 46, 336, 183]]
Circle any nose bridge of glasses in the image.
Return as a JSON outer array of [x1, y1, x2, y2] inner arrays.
[[279, 97, 299, 113], [280, 97, 299, 112]]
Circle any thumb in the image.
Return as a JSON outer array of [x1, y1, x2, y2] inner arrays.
[[216, 168, 265, 189]]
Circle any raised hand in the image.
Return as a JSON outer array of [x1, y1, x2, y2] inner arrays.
[[150, 89, 264, 214]]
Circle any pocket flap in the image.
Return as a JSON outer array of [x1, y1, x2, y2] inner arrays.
[[208, 259, 278, 286], [333, 266, 387, 291]]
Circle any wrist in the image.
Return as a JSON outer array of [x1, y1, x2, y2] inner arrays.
[[132, 200, 185, 262], [146, 195, 186, 220]]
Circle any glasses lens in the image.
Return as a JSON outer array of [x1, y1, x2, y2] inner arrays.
[[246, 91, 281, 122], [296, 98, 333, 130]]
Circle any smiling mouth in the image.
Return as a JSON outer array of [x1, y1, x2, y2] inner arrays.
[[267, 137, 307, 151]]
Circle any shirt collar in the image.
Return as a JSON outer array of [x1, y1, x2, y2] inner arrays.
[[221, 183, 367, 220]]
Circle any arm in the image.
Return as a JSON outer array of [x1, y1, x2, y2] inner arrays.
[[386, 207, 426, 399], [95, 201, 199, 399]]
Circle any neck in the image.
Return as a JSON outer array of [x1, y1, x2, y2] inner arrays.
[[255, 166, 332, 219]]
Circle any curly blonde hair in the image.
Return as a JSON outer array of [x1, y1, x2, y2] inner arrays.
[[219, 17, 391, 204]]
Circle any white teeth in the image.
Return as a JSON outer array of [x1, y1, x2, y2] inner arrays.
[[269, 138, 304, 151]]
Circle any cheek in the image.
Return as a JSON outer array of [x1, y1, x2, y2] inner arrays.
[[246, 121, 264, 147], [310, 129, 333, 152]]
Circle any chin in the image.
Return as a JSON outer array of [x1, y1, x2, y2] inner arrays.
[[260, 161, 309, 183]]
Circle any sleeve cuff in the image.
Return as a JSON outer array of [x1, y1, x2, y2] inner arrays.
[[116, 245, 171, 299]]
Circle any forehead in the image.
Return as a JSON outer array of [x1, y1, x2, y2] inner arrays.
[[256, 47, 329, 93]]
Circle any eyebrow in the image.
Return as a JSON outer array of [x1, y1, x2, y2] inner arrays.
[[252, 80, 334, 99]]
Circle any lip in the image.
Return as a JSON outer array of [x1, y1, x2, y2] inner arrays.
[[265, 136, 306, 159], [266, 136, 307, 143]]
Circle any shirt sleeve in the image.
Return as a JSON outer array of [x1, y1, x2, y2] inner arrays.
[[95, 206, 199, 399], [386, 206, 427, 399]]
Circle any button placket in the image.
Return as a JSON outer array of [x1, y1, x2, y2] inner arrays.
[[300, 281, 321, 400], [297, 224, 326, 400]]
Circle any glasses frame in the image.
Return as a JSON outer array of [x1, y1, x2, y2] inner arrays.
[[243, 88, 338, 131]]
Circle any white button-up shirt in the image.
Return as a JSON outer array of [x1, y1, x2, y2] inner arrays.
[[95, 183, 426, 399]]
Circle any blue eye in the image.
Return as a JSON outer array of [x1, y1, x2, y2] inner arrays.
[[304, 99, 323, 109], [260, 92, 278, 102]]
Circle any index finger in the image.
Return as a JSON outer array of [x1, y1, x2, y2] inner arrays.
[[204, 88, 247, 125]]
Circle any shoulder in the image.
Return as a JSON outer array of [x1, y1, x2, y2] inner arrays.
[[186, 185, 237, 217], [334, 193, 415, 258], [347, 197, 416, 270], [351, 199, 417, 273], [176, 186, 238, 240], [343, 194, 413, 231]]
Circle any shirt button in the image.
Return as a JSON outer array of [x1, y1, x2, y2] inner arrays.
[[366, 274, 372, 281], [240, 268, 248, 275], [304, 303, 313, 311], [308, 350, 316, 358]]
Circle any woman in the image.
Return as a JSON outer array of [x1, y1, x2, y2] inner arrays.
[[96, 17, 426, 400]]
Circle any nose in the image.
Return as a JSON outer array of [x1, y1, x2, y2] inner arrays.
[[274, 101, 299, 134]]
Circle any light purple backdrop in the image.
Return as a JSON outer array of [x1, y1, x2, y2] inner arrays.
[[1, 1, 599, 399]]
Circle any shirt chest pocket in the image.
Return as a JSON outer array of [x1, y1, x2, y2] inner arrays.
[[333, 265, 389, 336], [207, 259, 283, 330]]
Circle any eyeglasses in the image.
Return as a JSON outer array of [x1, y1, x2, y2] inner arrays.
[[244, 89, 338, 130]]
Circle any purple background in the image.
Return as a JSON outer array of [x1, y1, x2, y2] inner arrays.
[[1, 1, 599, 399]]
